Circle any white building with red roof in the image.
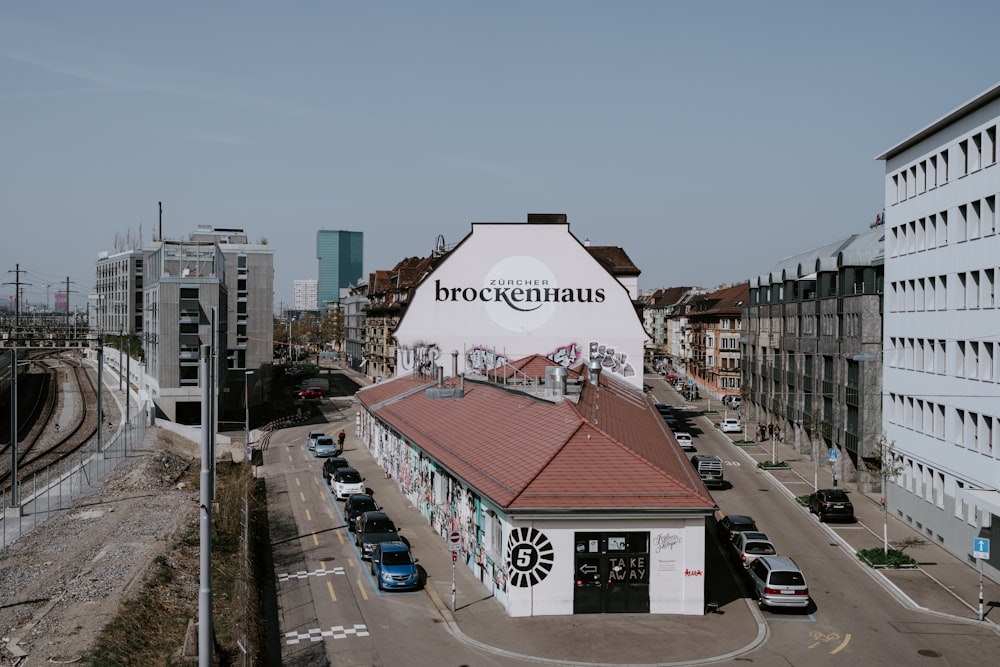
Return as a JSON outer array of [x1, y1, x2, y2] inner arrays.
[[356, 218, 717, 617]]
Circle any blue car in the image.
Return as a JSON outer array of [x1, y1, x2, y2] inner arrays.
[[369, 541, 420, 591]]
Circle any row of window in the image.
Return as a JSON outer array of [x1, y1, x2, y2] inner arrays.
[[890, 125, 998, 204], [887, 337, 1000, 381], [890, 195, 998, 256], [899, 460, 991, 528], [888, 268, 998, 312], [887, 393, 997, 458]]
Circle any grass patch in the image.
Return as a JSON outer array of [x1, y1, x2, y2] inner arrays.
[[757, 461, 788, 469], [857, 547, 917, 568], [85, 462, 267, 666], [795, 494, 811, 506]]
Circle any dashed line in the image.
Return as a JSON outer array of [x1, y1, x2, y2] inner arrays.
[[285, 624, 369, 644]]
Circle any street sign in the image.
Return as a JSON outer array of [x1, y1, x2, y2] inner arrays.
[[452, 551, 457, 563], [828, 448, 838, 463], [448, 530, 461, 552], [974, 537, 990, 559]]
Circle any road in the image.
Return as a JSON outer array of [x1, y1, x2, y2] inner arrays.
[[648, 373, 1000, 666]]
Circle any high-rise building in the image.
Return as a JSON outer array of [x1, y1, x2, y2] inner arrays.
[[293, 279, 318, 311], [316, 230, 363, 308], [878, 81, 1000, 580], [94, 249, 144, 336]]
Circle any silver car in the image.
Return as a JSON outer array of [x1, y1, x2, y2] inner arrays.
[[746, 555, 810, 610]]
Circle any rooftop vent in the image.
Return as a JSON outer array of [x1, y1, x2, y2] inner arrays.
[[545, 366, 568, 400], [588, 359, 602, 385]]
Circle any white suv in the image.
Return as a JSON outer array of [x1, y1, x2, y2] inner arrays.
[[674, 432, 694, 451], [720, 418, 742, 433]]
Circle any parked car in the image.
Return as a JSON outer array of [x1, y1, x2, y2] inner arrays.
[[306, 429, 326, 452], [322, 457, 350, 482], [731, 531, 778, 569], [690, 455, 724, 488], [746, 555, 810, 610], [808, 488, 856, 522], [717, 514, 759, 544], [719, 418, 742, 433], [298, 387, 325, 400], [665, 373, 677, 384], [332, 467, 366, 500], [674, 432, 694, 451], [314, 436, 338, 458], [369, 541, 421, 591], [343, 493, 380, 531], [354, 511, 400, 560]]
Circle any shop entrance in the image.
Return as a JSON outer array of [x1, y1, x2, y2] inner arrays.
[[573, 531, 649, 613]]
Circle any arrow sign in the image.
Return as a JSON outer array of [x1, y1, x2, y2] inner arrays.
[[974, 537, 990, 559], [579, 563, 598, 575]]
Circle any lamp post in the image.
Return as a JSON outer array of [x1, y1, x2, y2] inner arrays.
[[244, 370, 254, 446]]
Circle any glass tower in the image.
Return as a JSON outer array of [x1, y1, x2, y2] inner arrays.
[[316, 230, 363, 308]]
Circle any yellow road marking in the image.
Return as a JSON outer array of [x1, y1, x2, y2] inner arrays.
[[808, 631, 840, 649], [295, 478, 301, 487], [831, 634, 851, 654], [312, 532, 318, 546], [357, 580, 368, 600], [327, 580, 336, 602], [299, 492, 305, 502], [305, 509, 312, 521]]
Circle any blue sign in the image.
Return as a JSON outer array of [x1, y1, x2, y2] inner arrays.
[[828, 448, 838, 463], [974, 537, 990, 559]]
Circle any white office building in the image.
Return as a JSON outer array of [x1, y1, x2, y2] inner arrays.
[[878, 82, 1000, 579], [293, 279, 318, 311]]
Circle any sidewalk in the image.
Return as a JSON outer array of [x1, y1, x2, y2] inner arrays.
[[726, 427, 1000, 626]]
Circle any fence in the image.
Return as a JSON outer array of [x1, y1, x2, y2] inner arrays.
[[1, 407, 148, 550]]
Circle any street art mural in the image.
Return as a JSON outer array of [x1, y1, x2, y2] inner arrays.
[[466, 346, 509, 371], [588, 340, 636, 378]]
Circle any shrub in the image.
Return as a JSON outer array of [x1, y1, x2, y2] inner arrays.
[[857, 548, 917, 568]]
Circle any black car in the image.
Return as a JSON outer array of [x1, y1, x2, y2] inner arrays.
[[717, 514, 758, 544], [343, 494, 380, 531], [809, 489, 855, 522], [322, 457, 350, 483], [354, 511, 400, 560]]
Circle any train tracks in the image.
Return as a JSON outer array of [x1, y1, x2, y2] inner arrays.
[[0, 354, 101, 496]]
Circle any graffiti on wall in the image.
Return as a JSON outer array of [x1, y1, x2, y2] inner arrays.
[[546, 342, 581, 367], [466, 346, 509, 371], [398, 344, 441, 374], [588, 340, 636, 378]]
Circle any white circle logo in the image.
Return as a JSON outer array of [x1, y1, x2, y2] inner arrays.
[[483, 256, 557, 332]]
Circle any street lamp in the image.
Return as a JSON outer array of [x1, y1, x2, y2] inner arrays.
[[244, 370, 254, 446]]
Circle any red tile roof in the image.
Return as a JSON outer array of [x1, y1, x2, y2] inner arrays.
[[358, 369, 715, 514]]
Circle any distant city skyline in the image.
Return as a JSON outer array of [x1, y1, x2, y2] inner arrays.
[[3, 3, 1000, 308]]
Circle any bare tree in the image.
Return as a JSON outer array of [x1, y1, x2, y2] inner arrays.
[[864, 433, 904, 555]]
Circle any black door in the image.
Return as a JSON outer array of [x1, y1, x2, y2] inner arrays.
[[573, 532, 649, 614]]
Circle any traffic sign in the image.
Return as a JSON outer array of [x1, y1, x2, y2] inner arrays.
[[448, 530, 461, 552], [974, 537, 990, 559], [828, 448, 838, 463], [452, 551, 457, 563]]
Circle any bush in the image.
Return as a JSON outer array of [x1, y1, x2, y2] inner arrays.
[[857, 547, 917, 568], [795, 494, 811, 506], [757, 460, 788, 469]]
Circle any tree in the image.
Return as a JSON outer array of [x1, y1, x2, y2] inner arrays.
[[864, 433, 904, 555], [803, 406, 826, 491]]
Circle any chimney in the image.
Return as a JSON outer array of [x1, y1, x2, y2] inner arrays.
[[527, 213, 567, 224], [452, 350, 459, 378], [588, 359, 602, 385], [545, 366, 568, 400]]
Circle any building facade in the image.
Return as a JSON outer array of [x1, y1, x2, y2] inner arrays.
[[293, 279, 318, 311], [317, 230, 363, 310], [878, 82, 1000, 579], [686, 283, 748, 401], [744, 229, 884, 487], [94, 250, 144, 337]]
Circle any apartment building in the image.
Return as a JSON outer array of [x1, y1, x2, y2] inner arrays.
[[878, 82, 1000, 578], [94, 249, 144, 337], [744, 229, 884, 487], [293, 279, 318, 311], [686, 283, 748, 401]]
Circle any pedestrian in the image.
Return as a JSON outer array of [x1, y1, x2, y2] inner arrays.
[[768, 423, 774, 438], [338, 430, 346, 448]]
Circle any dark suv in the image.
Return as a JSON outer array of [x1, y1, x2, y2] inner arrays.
[[343, 494, 380, 531], [354, 511, 400, 560], [808, 488, 855, 522], [717, 514, 758, 544]]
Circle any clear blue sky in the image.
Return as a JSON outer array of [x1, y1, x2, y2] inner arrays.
[[3, 1, 999, 310]]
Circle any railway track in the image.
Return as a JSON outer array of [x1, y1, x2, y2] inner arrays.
[[0, 354, 101, 496]]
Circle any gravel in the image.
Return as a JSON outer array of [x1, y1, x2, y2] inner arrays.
[[0, 428, 201, 666]]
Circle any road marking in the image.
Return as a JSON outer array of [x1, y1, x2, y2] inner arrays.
[[299, 492, 306, 502], [808, 631, 839, 648], [277, 566, 345, 582], [305, 509, 312, 521], [295, 477, 301, 487], [357, 580, 368, 600], [831, 634, 851, 654], [312, 532, 318, 546], [327, 580, 336, 602], [284, 624, 368, 645]]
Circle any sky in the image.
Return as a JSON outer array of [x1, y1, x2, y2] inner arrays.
[[3, 1, 1000, 311]]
